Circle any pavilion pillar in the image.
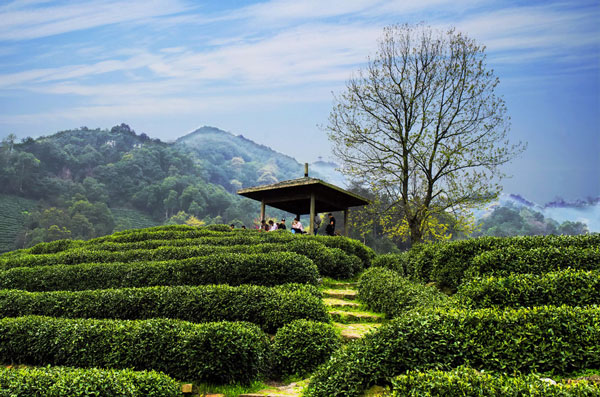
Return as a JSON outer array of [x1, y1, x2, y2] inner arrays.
[[260, 199, 265, 221], [309, 192, 316, 234], [343, 209, 349, 236]]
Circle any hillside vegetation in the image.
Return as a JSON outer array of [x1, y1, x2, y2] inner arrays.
[[0, 125, 314, 252]]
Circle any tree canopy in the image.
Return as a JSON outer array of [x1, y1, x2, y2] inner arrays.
[[327, 24, 525, 244]]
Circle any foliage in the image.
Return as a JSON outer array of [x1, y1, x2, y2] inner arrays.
[[270, 320, 341, 378], [390, 366, 600, 396], [0, 232, 366, 279], [456, 269, 600, 308], [0, 365, 181, 396], [0, 284, 329, 334], [357, 267, 449, 318], [468, 246, 600, 277], [326, 24, 524, 244], [0, 252, 319, 292], [306, 305, 600, 397], [398, 234, 600, 290], [0, 316, 271, 384]]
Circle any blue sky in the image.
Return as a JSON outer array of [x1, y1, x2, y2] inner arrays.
[[0, 0, 598, 204]]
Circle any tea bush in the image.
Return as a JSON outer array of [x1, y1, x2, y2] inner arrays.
[[0, 316, 270, 384], [305, 305, 600, 397], [468, 246, 600, 277], [390, 366, 600, 396], [0, 284, 329, 333], [456, 269, 600, 308], [270, 320, 341, 378], [0, 252, 319, 291], [357, 267, 449, 318], [0, 366, 181, 396]]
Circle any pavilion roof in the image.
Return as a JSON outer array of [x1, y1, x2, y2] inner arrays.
[[237, 177, 369, 215]]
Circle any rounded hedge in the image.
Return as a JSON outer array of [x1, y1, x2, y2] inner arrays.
[[0, 284, 329, 333], [0, 316, 270, 384], [0, 366, 181, 396], [270, 320, 341, 378], [456, 269, 600, 308], [306, 305, 600, 397], [390, 366, 600, 396], [0, 252, 319, 292], [357, 267, 449, 318]]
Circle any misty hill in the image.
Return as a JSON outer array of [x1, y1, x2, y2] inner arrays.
[[176, 126, 310, 193], [473, 194, 600, 235]]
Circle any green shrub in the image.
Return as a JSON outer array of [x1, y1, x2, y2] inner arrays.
[[305, 305, 600, 397], [0, 252, 319, 292], [0, 284, 329, 333], [455, 269, 600, 308], [402, 234, 600, 290], [468, 246, 600, 278], [270, 320, 341, 378], [371, 253, 409, 276], [1, 235, 364, 279], [312, 235, 375, 267], [357, 267, 449, 318], [0, 365, 181, 396], [390, 366, 600, 396], [0, 316, 270, 384]]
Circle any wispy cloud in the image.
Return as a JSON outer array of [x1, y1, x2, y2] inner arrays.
[[0, 0, 191, 40]]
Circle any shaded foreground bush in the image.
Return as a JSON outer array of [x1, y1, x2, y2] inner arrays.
[[456, 269, 600, 308], [306, 305, 600, 397], [357, 267, 449, 318], [0, 252, 318, 292], [270, 320, 341, 379], [0, 284, 328, 333], [390, 366, 599, 396], [0, 365, 181, 396], [0, 316, 270, 384]]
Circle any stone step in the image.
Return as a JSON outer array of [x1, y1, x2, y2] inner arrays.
[[334, 322, 382, 341], [323, 289, 358, 300], [329, 310, 384, 324], [323, 297, 360, 308], [239, 379, 309, 397]]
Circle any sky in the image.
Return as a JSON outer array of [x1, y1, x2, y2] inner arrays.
[[0, 0, 598, 204]]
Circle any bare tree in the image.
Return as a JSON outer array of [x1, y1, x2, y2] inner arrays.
[[328, 24, 525, 244]]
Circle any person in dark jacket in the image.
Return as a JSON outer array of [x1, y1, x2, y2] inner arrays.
[[325, 213, 336, 236]]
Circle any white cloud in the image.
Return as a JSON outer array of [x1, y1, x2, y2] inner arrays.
[[0, 0, 190, 40]]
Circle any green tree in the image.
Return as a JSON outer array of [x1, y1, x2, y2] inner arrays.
[[327, 24, 525, 244]]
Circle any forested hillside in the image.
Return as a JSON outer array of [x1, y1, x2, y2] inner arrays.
[[0, 124, 290, 251]]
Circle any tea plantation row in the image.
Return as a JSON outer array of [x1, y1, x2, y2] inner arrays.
[[308, 233, 600, 396], [0, 225, 365, 393]]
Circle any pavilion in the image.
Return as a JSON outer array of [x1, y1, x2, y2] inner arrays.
[[237, 164, 370, 235]]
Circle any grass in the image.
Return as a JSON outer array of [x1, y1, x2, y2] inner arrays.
[[194, 380, 270, 396]]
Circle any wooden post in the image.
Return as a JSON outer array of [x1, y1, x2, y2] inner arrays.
[[344, 209, 349, 236], [310, 192, 316, 235], [260, 199, 265, 221]]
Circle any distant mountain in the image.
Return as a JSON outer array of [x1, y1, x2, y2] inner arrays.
[[309, 160, 347, 187], [475, 193, 600, 233], [175, 126, 330, 192]]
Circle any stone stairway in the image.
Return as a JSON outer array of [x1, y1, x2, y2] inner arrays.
[[322, 281, 384, 341], [236, 281, 386, 397]]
